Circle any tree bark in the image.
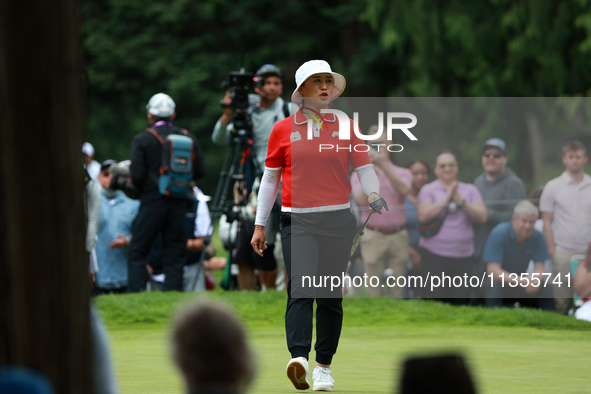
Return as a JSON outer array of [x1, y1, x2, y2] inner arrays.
[[0, 0, 92, 392]]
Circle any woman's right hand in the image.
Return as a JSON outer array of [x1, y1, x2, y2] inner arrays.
[[251, 225, 267, 257]]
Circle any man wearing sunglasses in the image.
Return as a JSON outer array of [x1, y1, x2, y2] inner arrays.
[[472, 138, 526, 304]]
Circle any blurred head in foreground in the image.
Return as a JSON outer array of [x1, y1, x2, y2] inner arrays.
[[399, 353, 477, 394], [171, 301, 256, 394]]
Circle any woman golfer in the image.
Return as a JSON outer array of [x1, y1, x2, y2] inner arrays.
[[251, 60, 382, 391]]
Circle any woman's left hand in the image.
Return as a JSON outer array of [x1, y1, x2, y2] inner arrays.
[[368, 193, 388, 213], [368, 192, 380, 208]]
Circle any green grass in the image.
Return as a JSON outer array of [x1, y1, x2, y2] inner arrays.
[[95, 291, 591, 393]]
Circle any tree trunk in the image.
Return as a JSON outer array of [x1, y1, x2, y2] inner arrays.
[[0, 0, 92, 392]]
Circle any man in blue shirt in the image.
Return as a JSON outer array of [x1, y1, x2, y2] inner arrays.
[[95, 160, 140, 294], [483, 200, 554, 310]]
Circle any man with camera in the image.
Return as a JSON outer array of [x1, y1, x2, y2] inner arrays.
[[95, 159, 140, 294], [127, 93, 205, 292], [212, 64, 290, 290]]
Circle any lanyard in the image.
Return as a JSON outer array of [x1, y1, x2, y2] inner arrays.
[[301, 107, 328, 136]]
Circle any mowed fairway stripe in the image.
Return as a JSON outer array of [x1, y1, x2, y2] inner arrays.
[[109, 325, 591, 393]]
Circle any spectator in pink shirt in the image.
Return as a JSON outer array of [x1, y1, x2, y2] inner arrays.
[[351, 126, 412, 298], [417, 151, 487, 304], [540, 140, 591, 314]]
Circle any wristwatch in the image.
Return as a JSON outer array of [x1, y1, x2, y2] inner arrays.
[[448, 200, 466, 213]]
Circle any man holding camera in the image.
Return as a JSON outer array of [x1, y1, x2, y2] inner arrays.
[[127, 93, 205, 292], [212, 64, 290, 290], [95, 159, 140, 294]]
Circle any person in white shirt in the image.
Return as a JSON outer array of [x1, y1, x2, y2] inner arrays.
[[540, 140, 591, 314], [82, 142, 101, 181]]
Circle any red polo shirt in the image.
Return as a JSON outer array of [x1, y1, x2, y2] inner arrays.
[[266, 108, 371, 213]]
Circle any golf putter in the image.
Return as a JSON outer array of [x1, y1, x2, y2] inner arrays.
[[350, 198, 389, 256]]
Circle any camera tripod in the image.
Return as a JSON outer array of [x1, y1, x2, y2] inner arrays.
[[201, 119, 261, 291]]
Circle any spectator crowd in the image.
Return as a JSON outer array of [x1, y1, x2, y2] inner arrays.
[[75, 65, 591, 394], [83, 78, 591, 319]]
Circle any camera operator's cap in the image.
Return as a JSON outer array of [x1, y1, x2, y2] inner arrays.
[[147, 93, 176, 117], [483, 138, 506, 154], [100, 159, 117, 171], [291, 60, 346, 105], [255, 64, 281, 78], [82, 142, 94, 156]]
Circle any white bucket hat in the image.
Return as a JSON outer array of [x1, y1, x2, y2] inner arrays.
[[291, 60, 346, 105], [147, 93, 176, 117]]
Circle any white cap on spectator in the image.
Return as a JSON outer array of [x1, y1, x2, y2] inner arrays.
[[291, 60, 346, 105], [147, 93, 176, 117], [82, 142, 94, 156]]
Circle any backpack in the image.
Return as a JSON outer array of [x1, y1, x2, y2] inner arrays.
[[145, 128, 195, 199]]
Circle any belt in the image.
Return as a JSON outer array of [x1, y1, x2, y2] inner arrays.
[[366, 225, 405, 235]]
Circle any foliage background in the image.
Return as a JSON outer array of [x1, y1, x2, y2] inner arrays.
[[82, 0, 591, 195]]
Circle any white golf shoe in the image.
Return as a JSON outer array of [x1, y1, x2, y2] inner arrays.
[[312, 366, 334, 391], [286, 357, 310, 390]]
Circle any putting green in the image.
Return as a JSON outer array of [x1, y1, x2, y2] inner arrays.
[[109, 323, 591, 393]]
